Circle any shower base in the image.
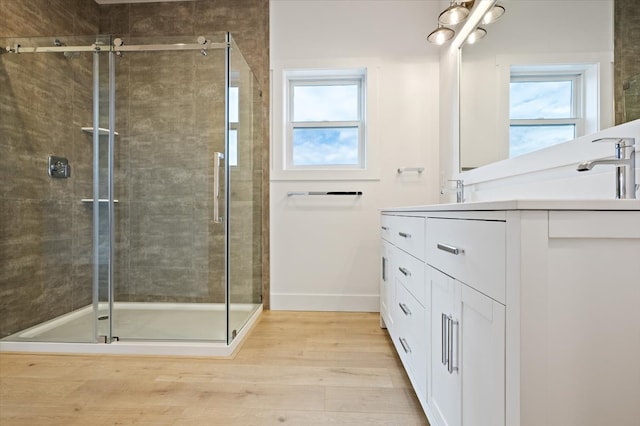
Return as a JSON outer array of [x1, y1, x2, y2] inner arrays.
[[0, 302, 262, 357]]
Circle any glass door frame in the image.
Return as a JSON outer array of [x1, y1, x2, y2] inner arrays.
[[95, 35, 232, 344]]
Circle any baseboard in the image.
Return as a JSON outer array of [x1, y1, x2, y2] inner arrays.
[[270, 293, 380, 312]]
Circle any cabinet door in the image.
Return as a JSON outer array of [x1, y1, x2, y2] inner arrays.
[[429, 266, 461, 426], [460, 284, 505, 426]]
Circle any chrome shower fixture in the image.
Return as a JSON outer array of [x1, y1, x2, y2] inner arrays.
[[111, 36, 213, 56], [198, 36, 209, 56], [113, 38, 124, 56], [54, 39, 80, 58]]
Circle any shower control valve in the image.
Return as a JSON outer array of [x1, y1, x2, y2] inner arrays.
[[48, 156, 71, 178]]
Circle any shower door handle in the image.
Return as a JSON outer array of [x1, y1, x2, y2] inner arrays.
[[213, 152, 224, 223]]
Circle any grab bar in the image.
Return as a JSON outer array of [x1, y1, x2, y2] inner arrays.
[[397, 167, 424, 174], [287, 191, 363, 196]]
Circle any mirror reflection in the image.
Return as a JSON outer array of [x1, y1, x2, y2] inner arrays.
[[459, 0, 614, 171]]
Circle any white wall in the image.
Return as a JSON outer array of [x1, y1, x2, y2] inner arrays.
[[270, 0, 441, 311]]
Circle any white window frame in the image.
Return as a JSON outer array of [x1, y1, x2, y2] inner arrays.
[[285, 69, 366, 170], [270, 58, 381, 182]]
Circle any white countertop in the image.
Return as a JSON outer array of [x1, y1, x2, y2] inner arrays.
[[381, 199, 640, 212]]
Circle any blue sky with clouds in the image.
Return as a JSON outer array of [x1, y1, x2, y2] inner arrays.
[[292, 84, 360, 166], [509, 79, 575, 157]]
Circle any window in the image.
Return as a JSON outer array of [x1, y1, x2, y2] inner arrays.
[[228, 85, 239, 166], [509, 72, 583, 158], [285, 69, 366, 169]]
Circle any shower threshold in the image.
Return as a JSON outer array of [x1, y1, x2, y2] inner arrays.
[[0, 302, 262, 357]]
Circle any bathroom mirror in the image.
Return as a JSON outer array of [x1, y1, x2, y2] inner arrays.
[[459, 0, 615, 172]]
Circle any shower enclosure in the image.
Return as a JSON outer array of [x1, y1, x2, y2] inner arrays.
[[0, 33, 263, 353]]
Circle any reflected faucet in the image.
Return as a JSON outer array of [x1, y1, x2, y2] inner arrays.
[[576, 138, 636, 199], [441, 179, 465, 203]]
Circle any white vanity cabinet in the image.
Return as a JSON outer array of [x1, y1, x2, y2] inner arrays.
[[427, 217, 506, 426], [379, 238, 395, 331], [380, 213, 429, 404], [381, 201, 640, 426], [429, 266, 506, 426]]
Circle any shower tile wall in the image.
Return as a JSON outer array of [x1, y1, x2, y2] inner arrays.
[[99, 0, 268, 305], [1, 0, 269, 337], [0, 0, 100, 337], [614, 0, 640, 123], [113, 47, 227, 303]]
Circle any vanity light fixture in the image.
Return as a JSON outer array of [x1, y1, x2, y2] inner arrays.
[[427, 0, 504, 45], [427, 24, 456, 45], [481, 3, 505, 24], [466, 27, 487, 44], [438, 1, 470, 25]]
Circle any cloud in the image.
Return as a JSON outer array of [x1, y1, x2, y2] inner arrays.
[[293, 85, 359, 121], [510, 80, 572, 119], [292, 128, 359, 165], [510, 125, 574, 158]]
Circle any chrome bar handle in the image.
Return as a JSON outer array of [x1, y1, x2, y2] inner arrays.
[[287, 191, 363, 196], [447, 315, 459, 374], [451, 318, 459, 373], [381, 257, 387, 282], [437, 243, 463, 255], [213, 152, 224, 224], [447, 315, 453, 373], [398, 232, 411, 239], [397, 167, 425, 174], [441, 313, 448, 366], [398, 266, 411, 277], [398, 302, 412, 316], [399, 337, 412, 354]]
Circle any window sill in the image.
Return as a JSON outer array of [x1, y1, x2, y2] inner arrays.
[[270, 168, 381, 181]]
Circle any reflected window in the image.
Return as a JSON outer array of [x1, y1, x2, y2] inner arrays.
[[285, 69, 366, 169], [229, 86, 238, 166], [509, 73, 583, 158]]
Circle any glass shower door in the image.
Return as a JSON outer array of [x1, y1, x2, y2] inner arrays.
[[107, 35, 229, 342], [1, 33, 262, 346]]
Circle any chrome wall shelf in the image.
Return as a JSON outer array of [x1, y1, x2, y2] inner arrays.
[[81, 199, 119, 203], [81, 127, 119, 136]]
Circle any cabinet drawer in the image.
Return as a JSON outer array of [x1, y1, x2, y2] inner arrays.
[[395, 251, 425, 306], [394, 284, 427, 402], [426, 218, 506, 304], [390, 215, 426, 261]]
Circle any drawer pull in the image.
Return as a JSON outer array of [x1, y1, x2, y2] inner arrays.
[[399, 337, 412, 354], [398, 266, 411, 277], [381, 226, 389, 231], [398, 302, 412, 316], [398, 232, 411, 239], [437, 243, 463, 255]]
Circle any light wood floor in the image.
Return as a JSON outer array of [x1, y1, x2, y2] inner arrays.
[[0, 311, 429, 425]]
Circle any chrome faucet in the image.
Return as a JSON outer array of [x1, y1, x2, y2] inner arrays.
[[441, 179, 465, 203], [576, 137, 636, 199]]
